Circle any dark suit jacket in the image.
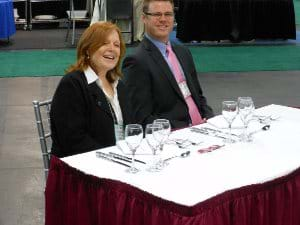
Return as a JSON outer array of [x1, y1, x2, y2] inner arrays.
[[50, 70, 132, 158], [122, 37, 214, 129]]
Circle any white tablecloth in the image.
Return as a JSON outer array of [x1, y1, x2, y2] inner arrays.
[[62, 104, 300, 206]]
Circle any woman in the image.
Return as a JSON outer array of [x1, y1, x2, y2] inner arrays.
[[50, 22, 132, 158]]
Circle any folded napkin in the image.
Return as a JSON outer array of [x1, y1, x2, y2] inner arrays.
[[206, 115, 244, 129], [206, 114, 269, 136], [116, 139, 153, 155]]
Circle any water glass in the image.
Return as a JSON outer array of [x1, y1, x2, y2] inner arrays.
[[153, 119, 171, 151], [238, 97, 255, 142], [124, 124, 143, 173], [145, 123, 163, 172], [222, 101, 238, 143]]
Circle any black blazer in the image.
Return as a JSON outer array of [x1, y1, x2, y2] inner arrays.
[[50, 70, 132, 158], [122, 37, 214, 129]]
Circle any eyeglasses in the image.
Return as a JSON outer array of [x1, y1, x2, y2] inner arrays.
[[144, 12, 174, 19]]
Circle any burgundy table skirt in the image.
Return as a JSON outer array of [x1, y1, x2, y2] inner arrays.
[[45, 156, 300, 225]]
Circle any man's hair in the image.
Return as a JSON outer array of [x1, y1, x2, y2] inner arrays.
[[142, 0, 174, 13]]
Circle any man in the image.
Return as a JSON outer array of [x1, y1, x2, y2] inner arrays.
[[122, 0, 214, 129]]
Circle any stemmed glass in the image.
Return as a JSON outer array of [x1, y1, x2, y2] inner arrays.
[[153, 119, 171, 168], [124, 124, 143, 173], [145, 123, 163, 172], [238, 97, 255, 142], [153, 119, 171, 151], [222, 101, 238, 143]]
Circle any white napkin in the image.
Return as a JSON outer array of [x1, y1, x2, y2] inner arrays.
[[116, 139, 153, 155], [206, 114, 269, 136], [207, 115, 244, 129]]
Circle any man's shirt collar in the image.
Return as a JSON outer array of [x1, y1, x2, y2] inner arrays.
[[145, 33, 170, 58]]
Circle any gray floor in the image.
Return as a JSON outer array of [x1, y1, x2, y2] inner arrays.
[[0, 71, 300, 224]]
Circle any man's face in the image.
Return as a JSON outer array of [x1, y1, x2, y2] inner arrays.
[[142, 1, 174, 43]]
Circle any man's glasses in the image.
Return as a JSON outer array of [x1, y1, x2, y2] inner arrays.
[[144, 12, 174, 19]]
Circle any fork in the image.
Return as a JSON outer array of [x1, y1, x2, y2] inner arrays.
[[167, 138, 202, 148]]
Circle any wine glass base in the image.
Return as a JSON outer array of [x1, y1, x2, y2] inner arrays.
[[147, 166, 162, 172], [126, 167, 139, 174], [223, 138, 236, 144], [239, 134, 253, 142]]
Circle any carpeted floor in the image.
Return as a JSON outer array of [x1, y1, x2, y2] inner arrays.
[[1, 45, 300, 77], [0, 0, 299, 77]]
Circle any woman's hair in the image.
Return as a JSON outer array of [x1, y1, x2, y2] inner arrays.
[[143, 0, 174, 13], [66, 22, 126, 83]]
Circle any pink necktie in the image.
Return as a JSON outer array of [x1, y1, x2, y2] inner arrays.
[[166, 44, 204, 125]]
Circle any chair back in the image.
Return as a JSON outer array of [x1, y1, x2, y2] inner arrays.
[[32, 99, 52, 181], [107, 0, 133, 20], [106, 0, 134, 44], [65, 0, 92, 45]]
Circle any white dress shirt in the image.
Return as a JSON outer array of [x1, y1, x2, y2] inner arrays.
[[84, 66, 123, 126]]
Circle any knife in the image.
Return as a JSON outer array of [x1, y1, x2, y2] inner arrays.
[[190, 127, 226, 139], [96, 152, 130, 167], [109, 152, 146, 164], [202, 127, 239, 137], [190, 127, 237, 140]]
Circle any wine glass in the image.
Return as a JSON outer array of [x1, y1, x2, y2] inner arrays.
[[145, 123, 163, 172], [153, 119, 171, 168], [153, 119, 171, 151], [222, 101, 238, 143], [124, 124, 143, 173], [238, 97, 255, 142]]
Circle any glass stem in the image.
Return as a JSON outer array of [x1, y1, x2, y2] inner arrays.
[[131, 150, 136, 169], [229, 123, 232, 141], [244, 124, 248, 138], [160, 143, 163, 151]]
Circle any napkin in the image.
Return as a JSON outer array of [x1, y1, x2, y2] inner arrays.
[[206, 115, 244, 129], [116, 139, 153, 155]]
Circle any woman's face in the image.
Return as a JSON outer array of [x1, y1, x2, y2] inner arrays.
[[90, 30, 121, 75]]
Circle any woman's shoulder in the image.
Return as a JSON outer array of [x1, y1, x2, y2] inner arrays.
[[61, 70, 85, 82], [59, 70, 88, 86], [55, 70, 87, 92]]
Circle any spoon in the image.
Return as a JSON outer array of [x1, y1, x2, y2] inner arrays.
[[178, 140, 203, 148], [163, 151, 191, 162], [255, 115, 280, 124], [169, 139, 202, 148], [249, 125, 270, 136]]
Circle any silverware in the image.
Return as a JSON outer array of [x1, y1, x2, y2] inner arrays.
[[190, 127, 227, 139], [163, 151, 190, 162], [96, 152, 130, 167], [203, 127, 239, 137], [167, 139, 203, 148], [190, 127, 241, 142], [248, 125, 270, 136], [178, 140, 203, 148], [253, 115, 280, 123], [109, 152, 146, 164]]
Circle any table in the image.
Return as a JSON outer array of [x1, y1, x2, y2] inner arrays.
[[0, 0, 16, 39], [176, 0, 296, 42], [45, 105, 300, 225], [13, 0, 75, 30]]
